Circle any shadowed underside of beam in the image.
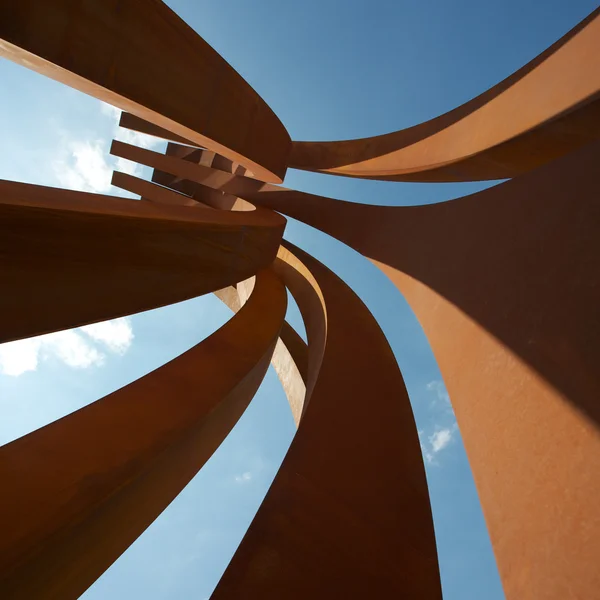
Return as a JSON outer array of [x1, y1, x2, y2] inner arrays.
[[210, 243, 441, 599], [0, 0, 290, 182], [0, 269, 287, 600], [0, 178, 285, 344], [289, 7, 600, 181]]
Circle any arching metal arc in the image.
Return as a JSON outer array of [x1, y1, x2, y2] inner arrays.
[[111, 143, 312, 424], [215, 280, 308, 427], [180, 144, 600, 600], [109, 163, 309, 427], [0, 269, 287, 600], [0, 178, 285, 344], [121, 135, 600, 598], [120, 140, 600, 414], [118, 112, 253, 177], [0, 0, 290, 182], [210, 243, 442, 599], [1, 4, 599, 600], [290, 7, 600, 182]]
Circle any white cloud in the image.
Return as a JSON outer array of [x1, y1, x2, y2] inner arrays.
[[99, 101, 161, 150], [426, 379, 451, 407], [419, 424, 458, 465], [0, 317, 134, 377], [115, 124, 161, 150], [51, 101, 163, 195], [418, 429, 435, 465], [0, 337, 43, 376], [100, 101, 163, 178], [99, 101, 121, 121], [45, 329, 105, 369], [234, 471, 253, 484], [53, 138, 113, 193], [80, 317, 134, 354], [419, 378, 459, 465], [430, 428, 453, 453]]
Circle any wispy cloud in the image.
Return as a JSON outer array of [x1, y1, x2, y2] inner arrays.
[[99, 102, 121, 121], [53, 138, 113, 193], [101, 101, 162, 177], [234, 471, 253, 484], [426, 379, 451, 408], [419, 379, 458, 465], [418, 429, 434, 464], [80, 318, 134, 354], [419, 425, 458, 465], [430, 428, 454, 453], [51, 101, 162, 194], [0, 317, 133, 377]]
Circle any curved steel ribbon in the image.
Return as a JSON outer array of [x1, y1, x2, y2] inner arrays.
[[289, 7, 600, 181], [0, 178, 284, 344], [108, 154, 308, 425], [210, 243, 441, 599], [0, 0, 291, 182], [2, 5, 600, 600], [180, 143, 600, 600], [0, 268, 287, 600], [215, 280, 308, 427]]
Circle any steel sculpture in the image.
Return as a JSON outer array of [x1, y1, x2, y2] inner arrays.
[[1, 2, 599, 599]]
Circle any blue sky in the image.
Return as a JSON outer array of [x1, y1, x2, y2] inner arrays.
[[0, 1, 597, 597]]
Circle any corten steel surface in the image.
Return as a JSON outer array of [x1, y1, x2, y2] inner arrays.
[[179, 143, 600, 600], [134, 160, 311, 424], [0, 0, 290, 182], [125, 139, 600, 417], [111, 159, 308, 426], [0, 178, 284, 344], [211, 243, 441, 598], [2, 3, 600, 600], [109, 159, 308, 426], [215, 281, 308, 427], [0, 269, 286, 600], [290, 7, 600, 182], [114, 124, 600, 599]]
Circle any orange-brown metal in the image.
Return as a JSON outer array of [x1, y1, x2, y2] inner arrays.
[[188, 143, 600, 600], [2, 4, 600, 599], [0, 0, 290, 182], [112, 96, 600, 597], [210, 243, 441, 599], [289, 7, 600, 182], [110, 163, 308, 425], [215, 281, 308, 427], [0, 178, 284, 344], [0, 269, 286, 600]]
